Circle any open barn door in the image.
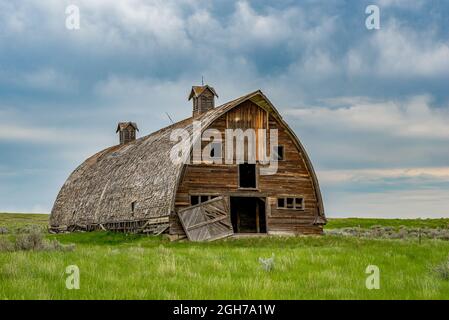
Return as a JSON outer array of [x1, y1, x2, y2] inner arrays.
[[178, 196, 233, 241]]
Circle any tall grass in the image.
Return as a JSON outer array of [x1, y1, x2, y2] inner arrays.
[[1, 213, 449, 299], [1, 233, 449, 299]]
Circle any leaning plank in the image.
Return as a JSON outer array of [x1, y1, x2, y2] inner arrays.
[[186, 215, 229, 231], [178, 196, 233, 241]]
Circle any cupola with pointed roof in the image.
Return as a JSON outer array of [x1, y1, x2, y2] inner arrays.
[[188, 85, 218, 117]]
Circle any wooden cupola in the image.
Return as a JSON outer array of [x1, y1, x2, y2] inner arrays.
[[116, 122, 139, 145], [188, 85, 218, 117]]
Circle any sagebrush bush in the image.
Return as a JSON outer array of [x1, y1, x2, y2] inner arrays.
[[16, 224, 45, 234], [326, 226, 449, 241], [0, 238, 14, 252], [45, 239, 75, 252], [15, 230, 44, 251], [432, 259, 449, 280], [2, 229, 76, 252], [259, 253, 275, 272], [0, 226, 9, 234]]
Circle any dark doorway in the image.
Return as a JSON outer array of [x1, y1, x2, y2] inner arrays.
[[239, 163, 256, 188], [230, 197, 266, 233]]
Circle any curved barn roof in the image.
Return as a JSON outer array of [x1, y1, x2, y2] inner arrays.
[[50, 90, 324, 228]]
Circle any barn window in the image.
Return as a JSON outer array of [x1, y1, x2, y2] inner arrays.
[[295, 198, 304, 210], [131, 201, 136, 214], [190, 195, 219, 206], [277, 197, 305, 210], [239, 163, 257, 188], [277, 198, 285, 208], [191, 195, 199, 205], [210, 142, 222, 159], [273, 145, 284, 160]]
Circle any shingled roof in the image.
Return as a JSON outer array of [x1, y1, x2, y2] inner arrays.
[[116, 122, 139, 132], [188, 85, 218, 100], [50, 90, 324, 228]]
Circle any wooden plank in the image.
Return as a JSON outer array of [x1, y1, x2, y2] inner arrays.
[[187, 215, 229, 231], [178, 196, 233, 241]]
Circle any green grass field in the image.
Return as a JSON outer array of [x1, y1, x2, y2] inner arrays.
[[326, 217, 449, 229], [1, 213, 449, 299]]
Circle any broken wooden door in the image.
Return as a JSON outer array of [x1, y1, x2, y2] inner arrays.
[[178, 196, 233, 241]]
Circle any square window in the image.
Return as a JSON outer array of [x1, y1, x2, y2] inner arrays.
[[295, 198, 304, 209], [210, 142, 222, 159], [191, 195, 199, 205], [200, 195, 209, 203], [239, 163, 257, 188], [273, 146, 284, 161], [286, 198, 294, 208], [277, 198, 285, 208]]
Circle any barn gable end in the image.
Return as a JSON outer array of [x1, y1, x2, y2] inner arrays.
[[172, 96, 325, 236]]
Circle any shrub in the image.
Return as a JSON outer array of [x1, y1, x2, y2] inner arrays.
[[437, 230, 449, 240], [16, 224, 45, 234], [0, 238, 14, 252], [432, 259, 449, 280], [12, 229, 75, 252], [259, 253, 275, 272], [15, 230, 44, 251], [44, 239, 75, 252], [0, 226, 9, 234], [326, 226, 449, 241]]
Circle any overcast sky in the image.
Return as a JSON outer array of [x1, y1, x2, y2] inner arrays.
[[0, 0, 448, 218]]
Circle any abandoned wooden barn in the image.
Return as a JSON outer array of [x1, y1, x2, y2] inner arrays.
[[50, 86, 326, 240]]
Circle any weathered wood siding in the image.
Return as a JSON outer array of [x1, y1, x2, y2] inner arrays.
[[193, 89, 215, 116], [172, 101, 322, 236]]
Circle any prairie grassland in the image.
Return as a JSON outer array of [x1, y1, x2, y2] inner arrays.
[[326, 217, 449, 230], [0, 213, 449, 300], [0, 213, 48, 231]]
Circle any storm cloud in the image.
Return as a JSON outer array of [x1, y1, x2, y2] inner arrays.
[[0, 0, 448, 217]]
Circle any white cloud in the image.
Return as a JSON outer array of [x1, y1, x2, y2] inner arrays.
[[347, 22, 449, 77], [286, 95, 449, 139], [20, 68, 78, 92], [1, 0, 448, 217], [378, 0, 425, 9], [229, 2, 294, 46], [0, 123, 110, 145], [326, 189, 449, 218], [0, 125, 64, 143], [298, 50, 339, 78], [93, 75, 195, 121], [0, 204, 50, 214], [318, 167, 449, 185]]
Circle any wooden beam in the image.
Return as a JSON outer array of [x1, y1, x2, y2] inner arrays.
[[187, 215, 229, 231]]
